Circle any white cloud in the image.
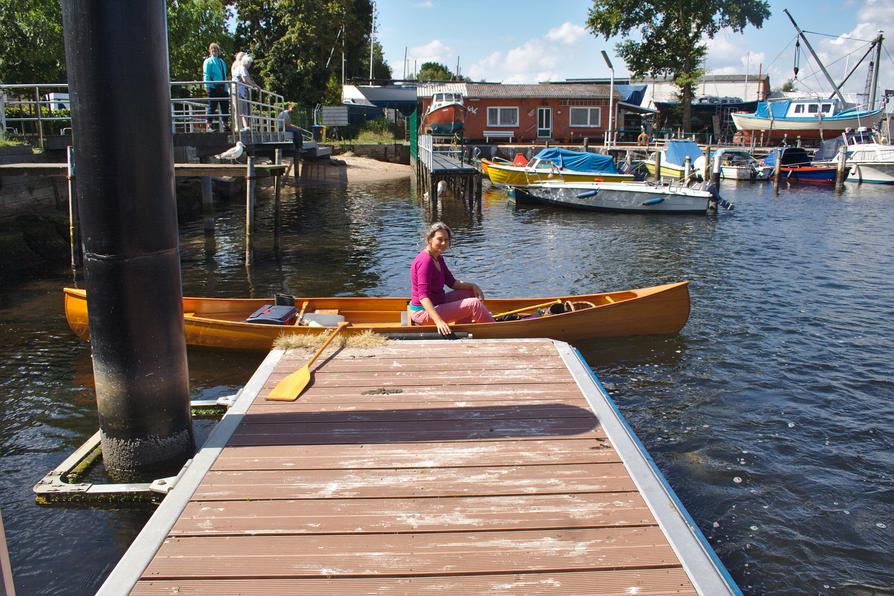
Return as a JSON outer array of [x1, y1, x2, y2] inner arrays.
[[545, 22, 587, 45], [414, 1, 433, 8], [408, 40, 452, 66], [467, 22, 598, 83]]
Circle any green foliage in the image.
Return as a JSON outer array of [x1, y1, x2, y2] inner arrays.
[[166, 0, 233, 82], [0, 0, 231, 84], [0, 0, 65, 83], [587, 0, 770, 129], [232, 0, 389, 105], [416, 62, 453, 82], [780, 78, 796, 92]]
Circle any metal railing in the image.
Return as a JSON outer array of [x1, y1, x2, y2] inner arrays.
[[418, 134, 467, 168], [0, 81, 292, 147]]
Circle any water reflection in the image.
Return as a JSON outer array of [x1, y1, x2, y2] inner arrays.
[[1, 176, 892, 595]]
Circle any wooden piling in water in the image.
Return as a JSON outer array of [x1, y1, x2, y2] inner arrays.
[[835, 145, 847, 190], [245, 156, 255, 262], [773, 148, 781, 195], [66, 145, 79, 271]]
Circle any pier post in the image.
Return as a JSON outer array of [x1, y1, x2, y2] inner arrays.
[[772, 148, 781, 195], [683, 156, 691, 183], [61, 0, 194, 480], [201, 174, 214, 234], [835, 145, 847, 190], [66, 145, 80, 270], [703, 145, 712, 181], [245, 155, 256, 262], [654, 150, 662, 183], [273, 149, 282, 253]]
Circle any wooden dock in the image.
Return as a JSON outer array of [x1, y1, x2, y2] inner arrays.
[[98, 339, 739, 595], [416, 134, 482, 203]]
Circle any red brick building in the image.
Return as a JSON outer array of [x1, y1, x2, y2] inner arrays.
[[418, 83, 622, 144]]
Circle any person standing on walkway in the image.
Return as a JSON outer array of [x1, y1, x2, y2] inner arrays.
[[234, 54, 261, 131], [202, 43, 229, 131]]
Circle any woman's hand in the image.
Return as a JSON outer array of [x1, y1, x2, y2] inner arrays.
[[434, 317, 452, 336], [469, 283, 485, 300]]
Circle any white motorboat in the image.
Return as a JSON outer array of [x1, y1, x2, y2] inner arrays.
[[814, 127, 894, 184], [508, 180, 731, 215]]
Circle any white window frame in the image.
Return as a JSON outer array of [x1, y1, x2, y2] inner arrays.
[[569, 106, 602, 128], [487, 106, 519, 127]]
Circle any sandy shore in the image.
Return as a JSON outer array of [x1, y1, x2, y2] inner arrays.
[[298, 153, 412, 184]]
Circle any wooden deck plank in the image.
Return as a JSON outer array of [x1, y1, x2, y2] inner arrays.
[[171, 492, 651, 536], [246, 396, 590, 415], [227, 417, 604, 445], [276, 383, 585, 402], [211, 438, 618, 470], [241, 402, 596, 424], [143, 527, 678, 579], [192, 463, 635, 500], [133, 567, 698, 595], [293, 355, 569, 372], [262, 368, 578, 387]]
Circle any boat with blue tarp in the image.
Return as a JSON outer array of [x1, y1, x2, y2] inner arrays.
[[645, 140, 705, 180], [482, 147, 635, 186], [761, 145, 845, 183]]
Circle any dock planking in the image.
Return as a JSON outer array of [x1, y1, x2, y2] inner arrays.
[[100, 339, 740, 595]]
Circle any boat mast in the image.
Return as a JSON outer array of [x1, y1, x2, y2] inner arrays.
[[783, 9, 847, 104], [869, 32, 883, 109]]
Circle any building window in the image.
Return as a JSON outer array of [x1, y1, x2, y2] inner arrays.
[[487, 107, 518, 127], [569, 106, 602, 127]]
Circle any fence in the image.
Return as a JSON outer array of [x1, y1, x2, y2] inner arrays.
[[0, 81, 297, 147]]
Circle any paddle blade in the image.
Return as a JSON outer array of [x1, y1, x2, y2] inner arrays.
[[266, 365, 311, 401]]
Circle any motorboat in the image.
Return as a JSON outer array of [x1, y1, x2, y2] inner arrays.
[[644, 140, 704, 180], [421, 91, 464, 135], [813, 127, 894, 184], [508, 179, 730, 215], [482, 148, 635, 186]]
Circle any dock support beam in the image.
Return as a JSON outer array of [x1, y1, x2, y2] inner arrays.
[[245, 155, 255, 262], [61, 0, 195, 481]]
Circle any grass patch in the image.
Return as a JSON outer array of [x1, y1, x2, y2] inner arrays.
[[273, 329, 391, 351]]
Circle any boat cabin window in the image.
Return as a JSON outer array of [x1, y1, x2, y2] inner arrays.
[[807, 104, 819, 114], [821, 103, 833, 114], [794, 104, 804, 114]]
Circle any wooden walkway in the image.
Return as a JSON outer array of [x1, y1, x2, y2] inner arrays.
[[98, 339, 739, 595], [0, 162, 287, 178]]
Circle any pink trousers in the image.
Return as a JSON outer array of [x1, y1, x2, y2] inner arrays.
[[411, 289, 495, 325]]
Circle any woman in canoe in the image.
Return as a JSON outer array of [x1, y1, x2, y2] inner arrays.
[[410, 222, 495, 334]]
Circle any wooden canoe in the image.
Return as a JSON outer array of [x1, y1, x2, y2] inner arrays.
[[63, 282, 690, 351]]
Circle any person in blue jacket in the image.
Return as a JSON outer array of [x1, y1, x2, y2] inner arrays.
[[203, 43, 229, 131]]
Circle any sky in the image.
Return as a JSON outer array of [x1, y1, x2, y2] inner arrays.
[[375, 0, 894, 100]]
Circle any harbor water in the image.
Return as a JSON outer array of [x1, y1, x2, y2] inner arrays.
[[0, 175, 892, 594]]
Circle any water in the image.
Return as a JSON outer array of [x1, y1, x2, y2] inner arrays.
[[1, 176, 892, 595]]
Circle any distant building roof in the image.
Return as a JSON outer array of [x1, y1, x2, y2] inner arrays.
[[417, 82, 614, 99]]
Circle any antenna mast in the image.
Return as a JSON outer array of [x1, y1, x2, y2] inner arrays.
[[783, 9, 847, 103]]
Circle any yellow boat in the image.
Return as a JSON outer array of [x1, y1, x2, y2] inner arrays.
[[482, 147, 635, 187], [63, 282, 691, 351], [644, 139, 706, 180], [484, 160, 635, 186]]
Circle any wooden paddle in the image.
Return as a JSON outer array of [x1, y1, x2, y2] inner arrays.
[[493, 299, 563, 319], [267, 322, 348, 401]]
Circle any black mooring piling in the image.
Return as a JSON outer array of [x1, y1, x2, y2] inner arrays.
[[61, 0, 194, 480]]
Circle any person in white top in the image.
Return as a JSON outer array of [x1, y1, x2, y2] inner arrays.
[[234, 54, 261, 131]]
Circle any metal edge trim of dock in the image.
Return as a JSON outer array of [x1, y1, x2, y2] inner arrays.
[[95, 348, 286, 596], [554, 341, 743, 596]]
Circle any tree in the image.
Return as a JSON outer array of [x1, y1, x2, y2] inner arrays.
[[233, 0, 388, 106], [780, 79, 796, 93], [587, 0, 770, 131], [0, 0, 65, 83], [0, 0, 231, 84], [416, 62, 453, 82], [166, 0, 233, 82]]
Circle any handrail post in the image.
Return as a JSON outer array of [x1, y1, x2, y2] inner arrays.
[[35, 86, 45, 149]]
